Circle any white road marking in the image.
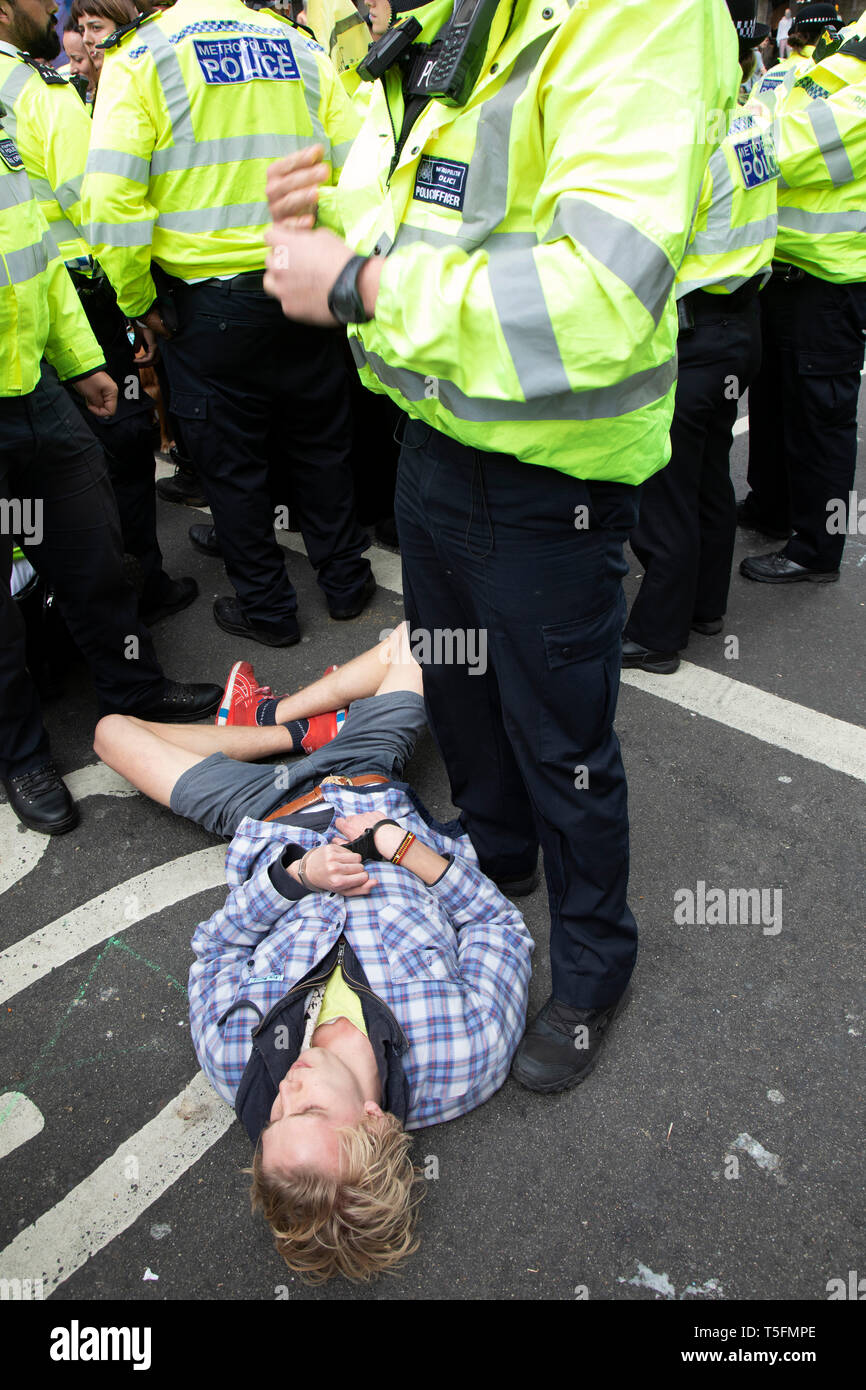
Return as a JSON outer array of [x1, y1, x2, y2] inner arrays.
[[621, 661, 866, 783], [0, 846, 226, 1006], [0, 1093, 45, 1159], [0, 1072, 234, 1296], [0, 764, 138, 898], [733, 416, 749, 436]]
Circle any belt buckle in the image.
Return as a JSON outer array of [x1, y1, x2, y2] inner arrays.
[[322, 775, 351, 787]]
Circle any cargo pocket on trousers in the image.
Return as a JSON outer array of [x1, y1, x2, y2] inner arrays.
[[171, 393, 209, 427], [539, 603, 623, 763], [796, 350, 864, 428]]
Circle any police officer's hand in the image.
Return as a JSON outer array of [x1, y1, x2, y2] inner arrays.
[[264, 225, 382, 326], [132, 321, 160, 366], [266, 143, 328, 226], [140, 308, 172, 343], [73, 371, 118, 419]]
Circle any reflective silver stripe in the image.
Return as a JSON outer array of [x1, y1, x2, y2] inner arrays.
[[392, 223, 538, 253], [807, 99, 854, 186], [488, 248, 570, 399], [0, 166, 32, 211], [157, 201, 268, 233], [48, 216, 78, 244], [86, 218, 153, 247], [330, 137, 355, 170], [543, 197, 675, 326], [288, 32, 329, 157], [778, 206, 866, 234], [351, 340, 677, 424], [87, 147, 151, 183], [459, 28, 558, 244], [0, 60, 32, 112], [138, 23, 195, 143], [151, 132, 305, 175], [676, 267, 771, 298], [690, 214, 777, 256], [26, 174, 54, 203], [2, 228, 54, 284], [55, 173, 83, 209]]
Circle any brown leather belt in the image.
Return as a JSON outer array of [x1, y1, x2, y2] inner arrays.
[[264, 774, 389, 822]]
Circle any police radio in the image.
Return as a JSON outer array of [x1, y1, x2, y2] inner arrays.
[[412, 0, 501, 106], [357, 16, 422, 82]]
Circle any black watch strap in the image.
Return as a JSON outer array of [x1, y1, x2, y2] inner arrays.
[[327, 254, 373, 326], [342, 818, 401, 862]]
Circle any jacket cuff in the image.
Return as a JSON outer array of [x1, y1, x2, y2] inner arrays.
[[61, 362, 108, 385], [268, 844, 313, 901]]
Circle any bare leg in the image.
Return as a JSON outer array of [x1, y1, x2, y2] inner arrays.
[[272, 622, 414, 721]]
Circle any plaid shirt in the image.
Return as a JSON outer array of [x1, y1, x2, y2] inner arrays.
[[188, 783, 534, 1130]]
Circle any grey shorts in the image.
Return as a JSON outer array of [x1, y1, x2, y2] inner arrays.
[[170, 690, 427, 838]]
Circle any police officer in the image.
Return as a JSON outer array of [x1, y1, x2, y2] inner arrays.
[[0, 135, 221, 834], [739, 8, 866, 581], [0, 0, 197, 625], [263, 0, 740, 1090], [80, 0, 375, 647], [623, 0, 778, 674], [748, 3, 842, 116]]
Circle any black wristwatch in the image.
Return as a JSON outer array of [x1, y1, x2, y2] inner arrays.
[[327, 254, 373, 326]]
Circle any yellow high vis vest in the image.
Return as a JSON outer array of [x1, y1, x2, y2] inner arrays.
[[0, 133, 103, 396], [0, 42, 91, 263], [330, 0, 740, 485], [770, 15, 866, 283], [304, 0, 371, 94], [747, 49, 813, 117], [677, 113, 778, 297], [80, 0, 360, 319]]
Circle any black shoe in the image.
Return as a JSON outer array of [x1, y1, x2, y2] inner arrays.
[[3, 761, 79, 835], [621, 639, 680, 674], [156, 465, 207, 508], [189, 523, 222, 558], [140, 575, 198, 625], [492, 869, 539, 898], [327, 571, 377, 621], [511, 992, 630, 1094], [691, 617, 724, 636], [736, 497, 792, 540], [739, 550, 839, 584], [213, 596, 300, 647], [129, 680, 223, 723]]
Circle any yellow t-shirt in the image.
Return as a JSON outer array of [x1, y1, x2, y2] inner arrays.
[[315, 963, 368, 1037]]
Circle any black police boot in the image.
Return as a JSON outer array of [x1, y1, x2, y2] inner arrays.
[[189, 524, 222, 558], [140, 575, 198, 625], [327, 571, 377, 621], [622, 639, 680, 675], [213, 596, 300, 648], [740, 550, 839, 584], [128, 680, 223, 723], [511, 992, 630, 1093], [156, 447, 207, 507], [3, 761, 79, 835]]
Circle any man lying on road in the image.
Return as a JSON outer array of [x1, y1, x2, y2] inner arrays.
[[94, 624, 534, 1282]]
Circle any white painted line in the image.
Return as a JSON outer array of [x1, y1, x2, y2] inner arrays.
[[0, 764, 139, 898], [0, 846, 226, 1006], [733, 416, 749, 436], [621, 660, 866, 783], [0, 1072, 234, 1296], [275, 527, 404, 598], [0, 1093, 45, 1160]]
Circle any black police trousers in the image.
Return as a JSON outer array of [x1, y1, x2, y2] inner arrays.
[[160, 276, 371, 635], [396, 420, 639, 1011], [626, 293, 762, 651], [747, 269, 866, 571], [69, 270, 168, 608], [0, 366, 165, 778]]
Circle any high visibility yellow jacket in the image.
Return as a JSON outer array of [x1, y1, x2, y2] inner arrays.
[[0, 41, 91, 263], [677, 113, 778, 297], [769, 16, 866, 282], [329, 0, 740, 484], [80, 0, 359, 319], [747, 51, 811, 116], [0, 134, 104, 396], [305, 0, 370, 95]]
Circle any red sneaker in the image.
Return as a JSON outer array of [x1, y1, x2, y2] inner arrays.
[[300, 707, 347, 754], [216, 661, 274, 727]]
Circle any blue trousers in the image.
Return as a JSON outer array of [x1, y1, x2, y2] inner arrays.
[[395, 420, 639, 1010]]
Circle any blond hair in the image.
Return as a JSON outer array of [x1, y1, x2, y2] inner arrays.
[[248, 1113, 424, 1283]]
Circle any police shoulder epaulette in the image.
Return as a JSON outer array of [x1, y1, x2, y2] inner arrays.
[[838, 35, 866, 62], [22, 54, 68, 85], [99, 11, 157, 51]]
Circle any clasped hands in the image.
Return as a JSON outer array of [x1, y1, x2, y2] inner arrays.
[[288, 811, 407, 897], [263, 143, 381, 325]]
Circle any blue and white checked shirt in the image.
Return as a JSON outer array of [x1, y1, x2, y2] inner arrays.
[[188, 783, 534, 1130]]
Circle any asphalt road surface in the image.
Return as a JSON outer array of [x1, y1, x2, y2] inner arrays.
[[1, 390, 864, 1306]]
